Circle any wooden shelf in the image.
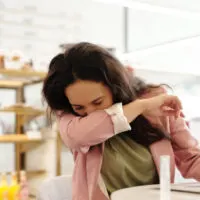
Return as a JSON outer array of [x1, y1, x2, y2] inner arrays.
[[4, 169, 46, 176], [0, 67, 53, 178], [26, 170, 46, 177], [0, 105, 45, 115], [0, 134, 43, 143], [0, 79, 44, 89], [0, 69, 47, 79], [0, 79, 25, 88]]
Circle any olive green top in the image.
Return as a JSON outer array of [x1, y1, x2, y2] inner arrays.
[[101, 132, 159, 194]]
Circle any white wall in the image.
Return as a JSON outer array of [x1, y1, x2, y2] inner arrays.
[[0, 0, 124, 70], [0, 0, 124, 174], [128, 9, 200, 51]]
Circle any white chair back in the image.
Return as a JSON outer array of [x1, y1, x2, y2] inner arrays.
[[37, 175, 72, 200]]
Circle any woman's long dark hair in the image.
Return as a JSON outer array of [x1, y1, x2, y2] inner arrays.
[[42, 42, 168, 147]]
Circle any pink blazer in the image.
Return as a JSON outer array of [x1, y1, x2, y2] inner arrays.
[[57, 90, 200, 200]]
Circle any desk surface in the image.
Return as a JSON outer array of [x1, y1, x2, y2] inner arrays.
[[111, 184, 199, 200]]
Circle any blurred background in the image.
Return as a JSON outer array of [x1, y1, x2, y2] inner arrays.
[[0, 0, 200, 198]]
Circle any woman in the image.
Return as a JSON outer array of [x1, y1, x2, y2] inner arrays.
[[42, 42, 200, 200]]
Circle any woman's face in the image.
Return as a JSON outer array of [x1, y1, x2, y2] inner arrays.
[[65, 80, 113, 116]]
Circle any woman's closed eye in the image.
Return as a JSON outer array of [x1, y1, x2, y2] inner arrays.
[[74, 106, 84, 111], [92, 97, 104, 106], [93, 101, 102, 105]]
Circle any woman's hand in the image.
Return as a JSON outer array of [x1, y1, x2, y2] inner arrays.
[[141, 94, 182, 118]]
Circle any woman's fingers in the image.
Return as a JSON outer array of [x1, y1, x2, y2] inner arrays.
[[162, 109, 180, 118], [161, 105, 181, 118], [172, 96, 182, 110], [163, 95, 182, 110]]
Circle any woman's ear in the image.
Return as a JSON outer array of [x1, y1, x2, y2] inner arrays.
[[125, 66, 134, 74]]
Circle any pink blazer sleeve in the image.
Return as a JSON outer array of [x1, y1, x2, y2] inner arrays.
[[56, 103, 131, 153], [170, 116, 200, 181], [141, 86, 200, 180]]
